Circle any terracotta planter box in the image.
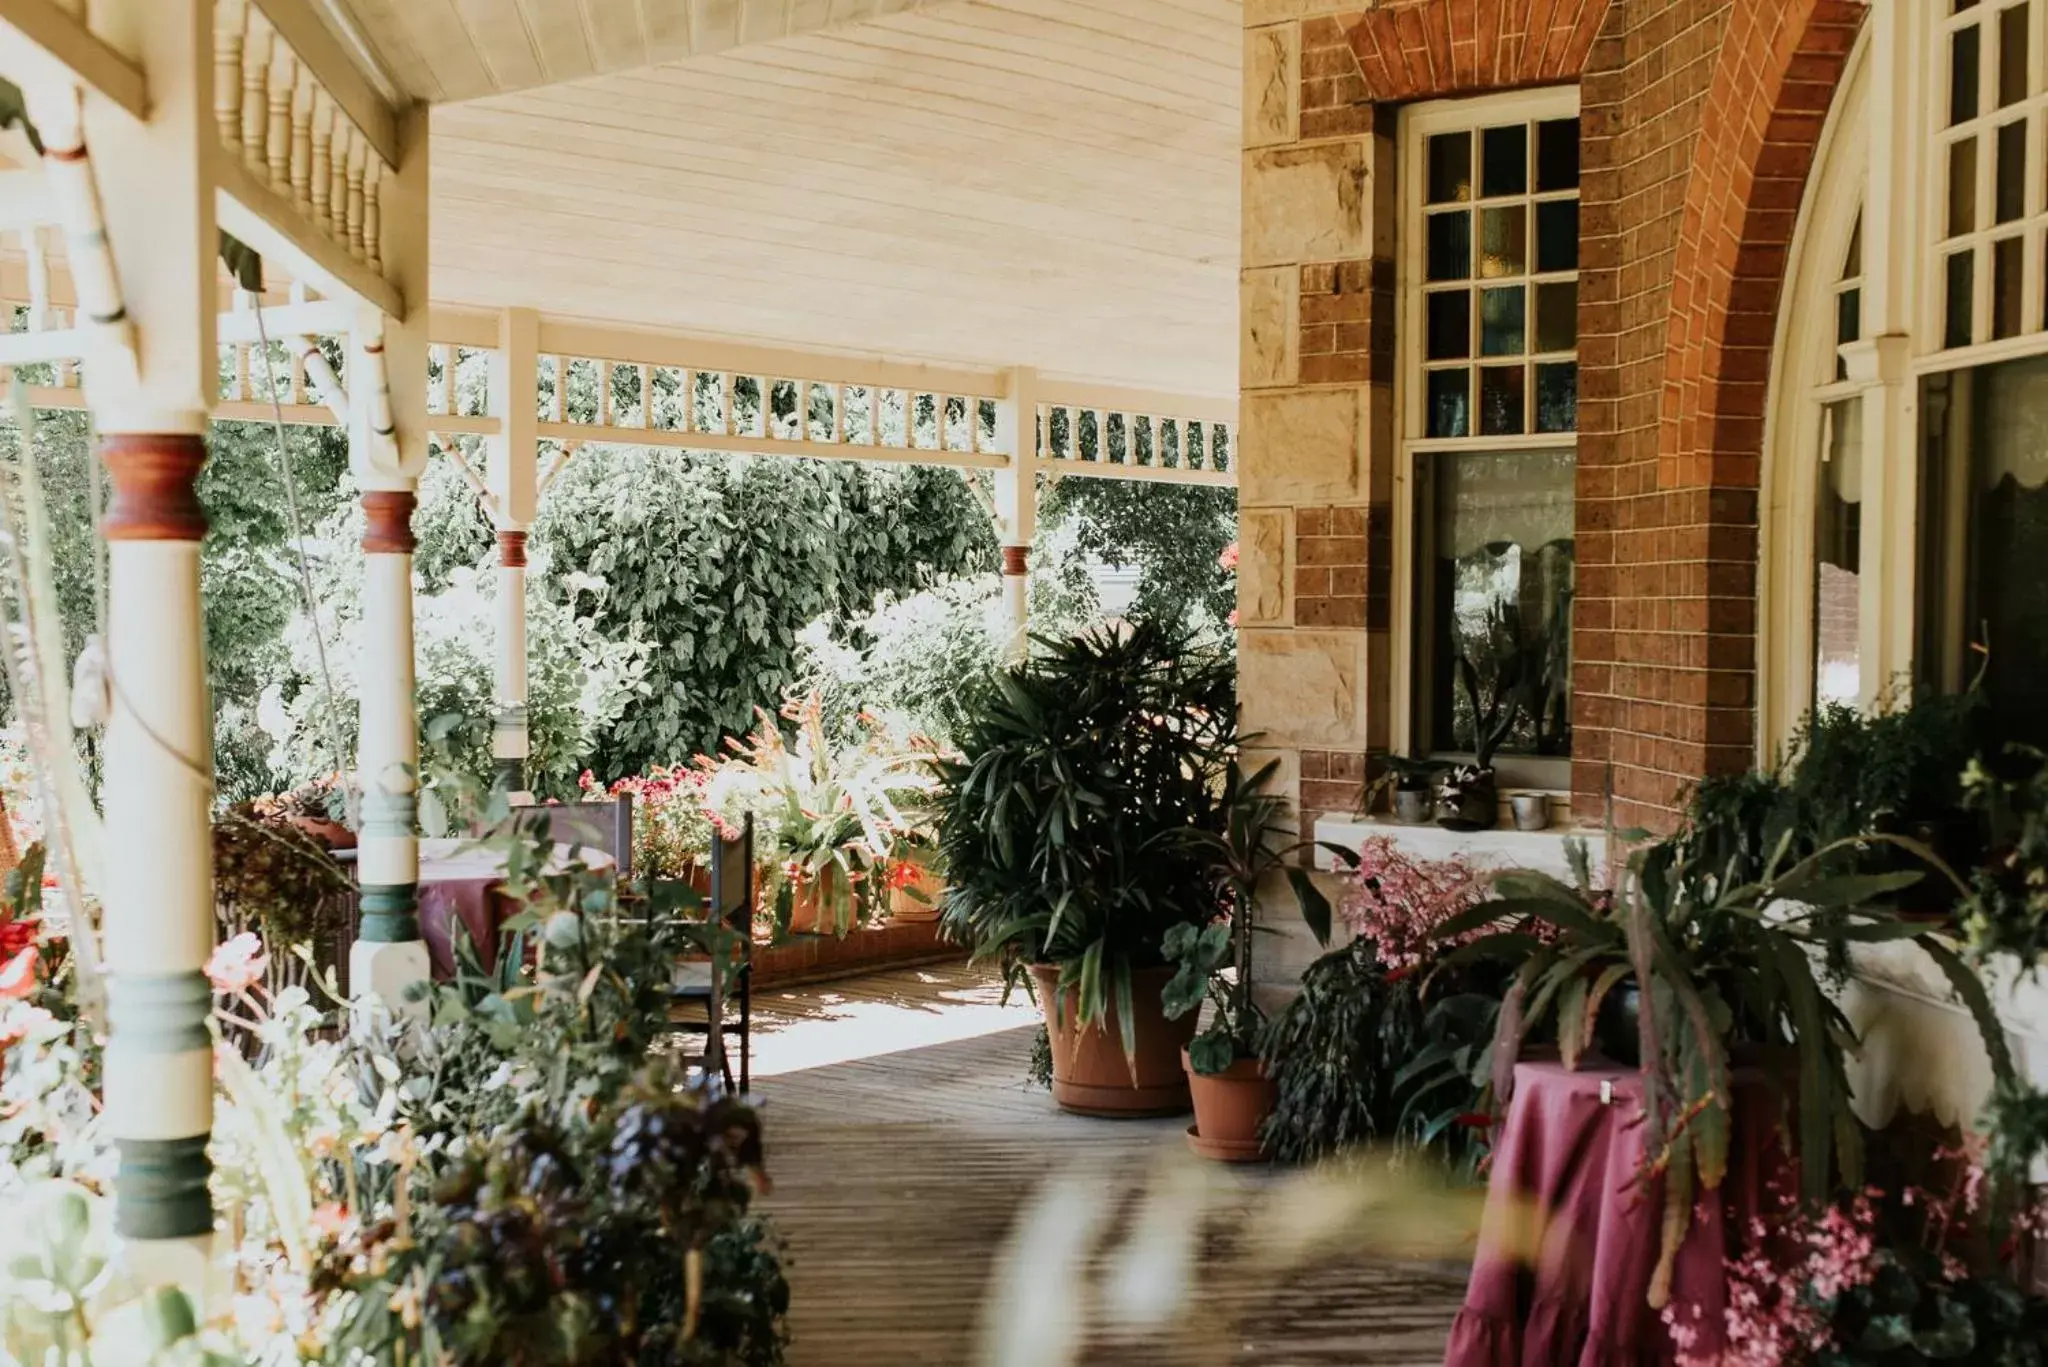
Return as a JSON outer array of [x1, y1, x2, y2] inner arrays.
[[1029, 962, 1196, 1118], [750, 918, 962, 990]]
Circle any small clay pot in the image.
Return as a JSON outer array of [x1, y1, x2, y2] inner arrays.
[[1393, 788, 1433, 825], [1031, 963, 1195, 1117], [1184, 1049, 1277, 1162]]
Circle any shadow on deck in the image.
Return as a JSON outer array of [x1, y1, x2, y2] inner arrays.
[[746, 964, 1468, 1366]]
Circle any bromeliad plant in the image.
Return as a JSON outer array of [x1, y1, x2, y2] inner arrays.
[[1440, 831, 2013, 1308], [935, 618, 1237, 1059], [723, 693, 935, 937], [1159, 760, 1347, 1076]]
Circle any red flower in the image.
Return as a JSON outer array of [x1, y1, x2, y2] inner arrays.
[[0, 917, 35, 961], [0, 945, 38, 1000]]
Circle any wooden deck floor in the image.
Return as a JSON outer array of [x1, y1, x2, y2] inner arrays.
[[746, 964, 1470, 1367]]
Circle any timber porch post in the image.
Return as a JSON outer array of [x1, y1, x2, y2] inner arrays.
[[54, 0, 221, 1291], [994, 365, 1038, 661], [347, 104, 432, 1013], [486, 306, 539, 798]]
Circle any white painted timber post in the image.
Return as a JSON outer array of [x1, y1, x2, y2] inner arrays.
[[349, 106, 432, 1013], [59, 0, 219, 1292], [486, 306, 538, 798], [993, 366, 1038, 662]]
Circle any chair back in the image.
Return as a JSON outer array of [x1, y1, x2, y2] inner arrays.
[[510, 794, 634, 876], [709, 814, 755, 937]]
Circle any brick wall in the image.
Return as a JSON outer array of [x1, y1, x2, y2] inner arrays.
[[1239, 0, 1860, 985], [1572, 0, 1863, 831]]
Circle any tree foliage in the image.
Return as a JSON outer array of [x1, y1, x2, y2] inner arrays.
[[1039, 477, 1236, 624], [532, 448, 993, 776]]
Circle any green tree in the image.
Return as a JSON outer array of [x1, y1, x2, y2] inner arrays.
[[533, 448, 994, 777], [1038, 478, 1237, 624]]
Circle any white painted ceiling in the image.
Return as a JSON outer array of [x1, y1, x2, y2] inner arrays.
[[337, 0, 1242, 394]]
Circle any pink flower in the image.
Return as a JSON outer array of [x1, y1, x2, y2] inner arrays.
[[205, 931, 268, 995], [1338, 835, 1489, 973], [1226, 610, 1239, 628], [0, 945, 36, 1001], [1217, 542, 1238, 572], [311, 1202, 354, 1239]]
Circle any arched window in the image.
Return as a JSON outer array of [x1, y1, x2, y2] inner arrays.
[[1764, 0, 2048, 753]]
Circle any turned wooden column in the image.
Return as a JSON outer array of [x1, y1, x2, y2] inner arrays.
[[98, 433, 216, 1258], [493, 529, 529, 795], [352, 486, 428, 1011], [995, 368, 1038, 664], [1001, 543, 1030, 660]]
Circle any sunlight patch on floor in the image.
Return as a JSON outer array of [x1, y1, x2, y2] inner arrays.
[[746, 964, 1039, 1078]]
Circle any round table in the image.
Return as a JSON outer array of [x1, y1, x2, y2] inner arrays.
[[1444, 1059, 1785, 1365]]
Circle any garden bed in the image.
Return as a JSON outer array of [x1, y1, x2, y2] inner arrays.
[[751, 918, 963, 989]]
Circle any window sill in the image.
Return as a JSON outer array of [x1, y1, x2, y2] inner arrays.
[[1311, 812, 1604, 882]]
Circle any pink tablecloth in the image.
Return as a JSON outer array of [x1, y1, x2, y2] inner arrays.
[[1444, 1060, 1783, 1366], [416, 838, 614, 979]]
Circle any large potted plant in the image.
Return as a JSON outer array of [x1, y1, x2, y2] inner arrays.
[[935, 619, 1237, 1117], [1161, 760, 1344, 1159]]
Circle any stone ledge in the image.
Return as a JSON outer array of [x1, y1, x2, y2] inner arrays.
[[1311, 814, 1606, 882]]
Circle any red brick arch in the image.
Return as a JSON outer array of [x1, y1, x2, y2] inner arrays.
[[1657, 0, 1866, 491], [1342, 0, 1611, 104]]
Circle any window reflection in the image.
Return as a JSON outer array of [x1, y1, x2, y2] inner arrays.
[[1919, 356, 2048, 747], [1420, 449, 1577, 758], [1815, 400, 1862, 707]]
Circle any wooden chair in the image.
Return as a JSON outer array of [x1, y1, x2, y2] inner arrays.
[[508, 794, 634, 876], [669, 814, 755, 1093]]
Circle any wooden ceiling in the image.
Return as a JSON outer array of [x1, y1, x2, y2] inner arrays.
[[422, 0, 1241, 395], [332, 0, 951, 104]]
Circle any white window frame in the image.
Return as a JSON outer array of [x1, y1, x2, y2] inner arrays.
[[1391, 85, 1582, 792], [1763, 0, 2048, 758]]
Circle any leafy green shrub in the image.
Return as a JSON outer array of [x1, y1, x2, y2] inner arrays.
[[534, 449, 993, 776], [933, 618, 1235, 1049], [1256, 938, 1496, 1168], [261, 517, 648, 799]]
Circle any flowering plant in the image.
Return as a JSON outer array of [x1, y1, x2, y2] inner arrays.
[[1337, 836, 1492, 975], [724, 694, 935, 938], [582, 763, 717, 880], [1664, 1160, 2048, 1366]]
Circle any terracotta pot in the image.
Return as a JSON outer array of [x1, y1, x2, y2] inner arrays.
[[1184, 1049, 1277, 1162], [287, 815, 355, 851], [1029, 963, 1195, 1117], [889, 863, 943, 923], [786, 865, 843, 936]]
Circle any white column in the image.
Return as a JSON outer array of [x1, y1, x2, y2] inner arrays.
[[61, 0, 218, 1292], [486, 307, 538, 797], [348, 105, 432, 1012], [993, 366, 1038, 662], [1853, 0, 1926, 702]]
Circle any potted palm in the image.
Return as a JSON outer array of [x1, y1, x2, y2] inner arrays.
[[1162, 760, 1346, 1159], [935, 619, 1237, 1117]]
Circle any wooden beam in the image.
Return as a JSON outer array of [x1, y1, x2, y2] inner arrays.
[[247, 0, 399, 170], [22, 384, 499, 439], [213, 146, 402, 317], [214, 296, 354, 342], [535, 318, 1000, 402], [536, 419, 1010, 471], [0, 0, 149, 122], [1035, 378, 1236, 429], [1036, 458, 1235, 489]]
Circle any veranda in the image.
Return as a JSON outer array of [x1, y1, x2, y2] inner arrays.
[[0, 0, 1237, 1288]]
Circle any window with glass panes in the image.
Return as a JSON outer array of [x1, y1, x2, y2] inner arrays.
[[1416, 108, 1581, 438], [1400, 90, 1581, 779], [1814, 216, 1865, 708], [1935, 0, 2046, 350]]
